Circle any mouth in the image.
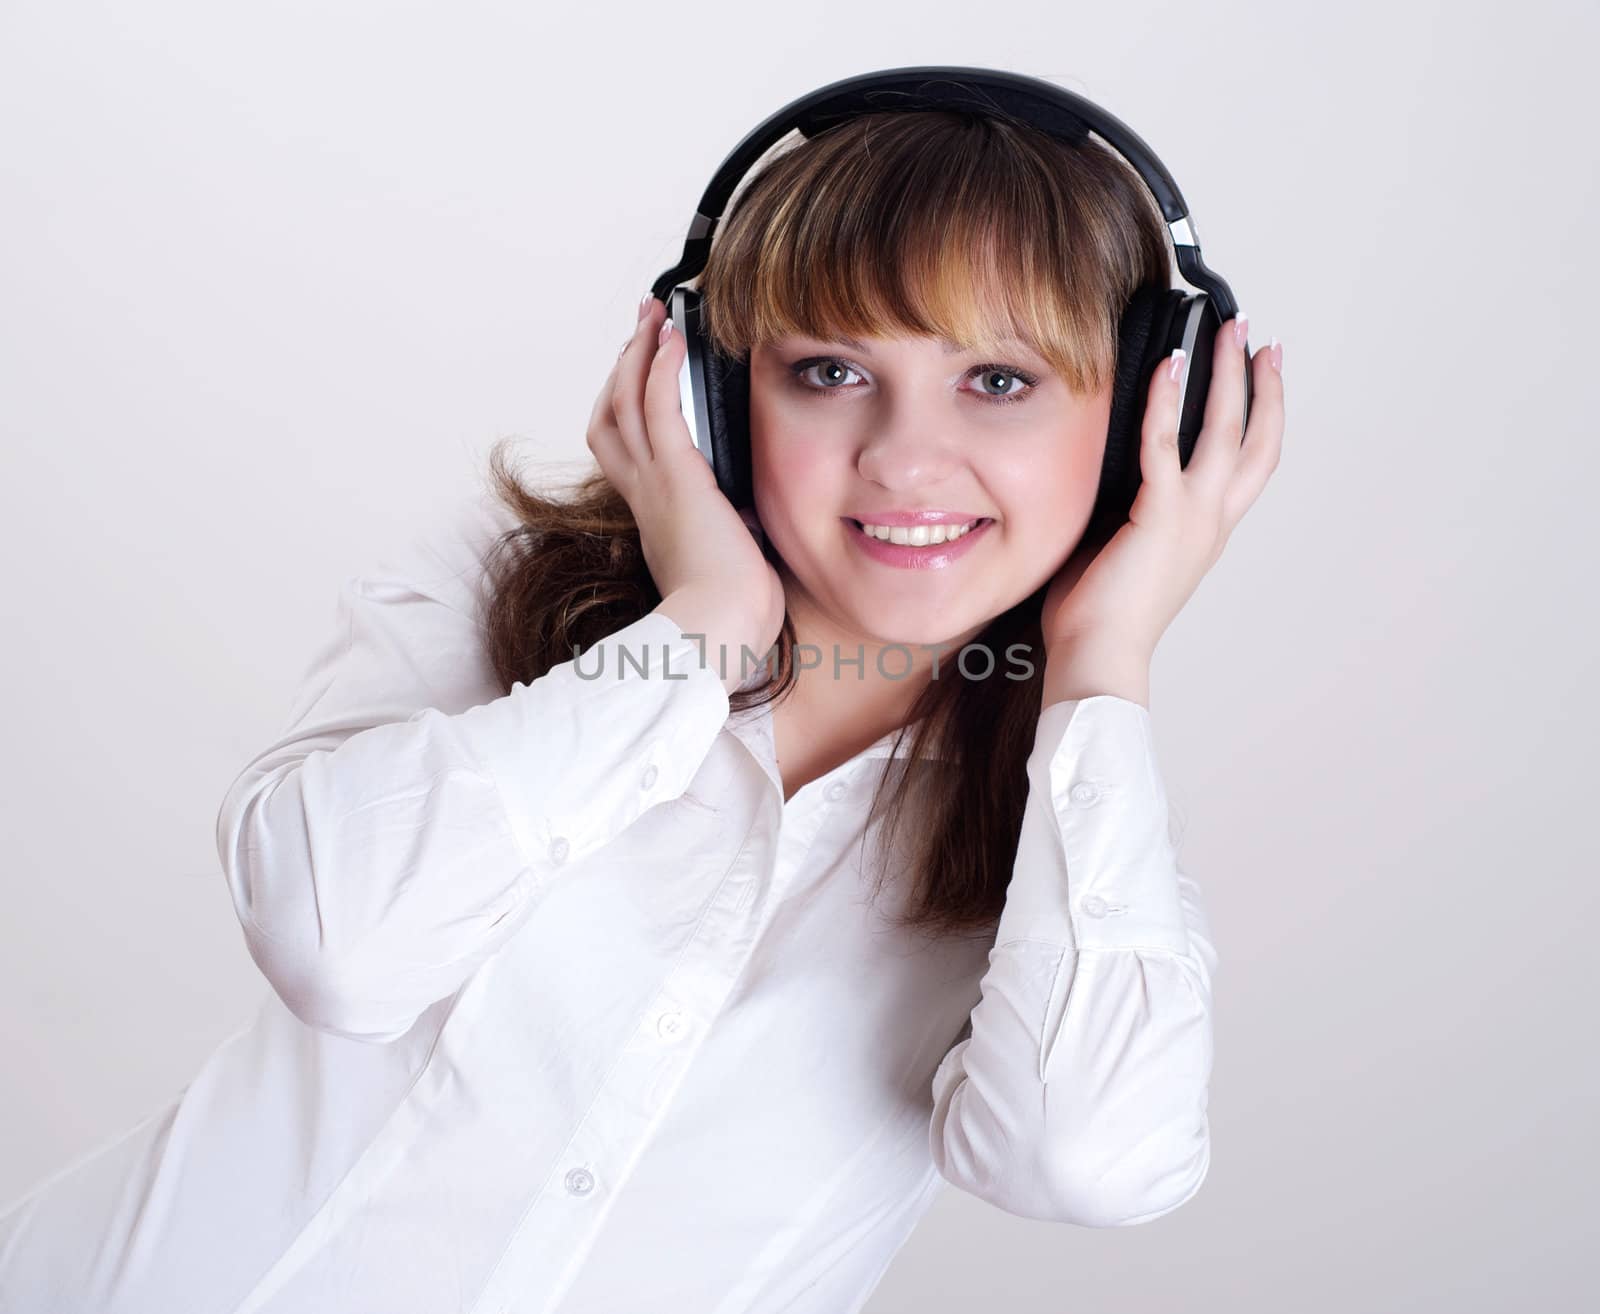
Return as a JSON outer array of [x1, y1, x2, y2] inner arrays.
[[843, 516, 996, 569], [846, 516, 993, 545]]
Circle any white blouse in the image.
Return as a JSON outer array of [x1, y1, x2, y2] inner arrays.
[[0, 493, 1218, 1314]]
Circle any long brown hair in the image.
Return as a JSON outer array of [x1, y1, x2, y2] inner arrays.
[[476, 107, 1171, 940]]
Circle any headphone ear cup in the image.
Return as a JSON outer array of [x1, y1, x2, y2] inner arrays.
[[674, 286, 754, 510], [1089, 285, 1215, 544], [1175, 294, 1220, 465], [701, 339, 754, 511]]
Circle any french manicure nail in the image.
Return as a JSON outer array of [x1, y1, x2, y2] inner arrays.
[[1269, 336, 1282, 373], [1233, 313, 1249, 348], [1167, 348, 1187, 383], [659, 317, 674, 344], [638, 293, 653, 322]]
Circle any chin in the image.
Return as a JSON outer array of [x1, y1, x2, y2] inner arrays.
[[847, 608, 987, 658]]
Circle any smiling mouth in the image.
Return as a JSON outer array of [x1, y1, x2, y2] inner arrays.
[[848, 517, 993, 545]]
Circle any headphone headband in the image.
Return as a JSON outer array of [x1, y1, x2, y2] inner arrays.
[[649, 64, 1239, 321]]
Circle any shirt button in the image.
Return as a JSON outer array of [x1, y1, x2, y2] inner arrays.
[[549, 836, 570, 864], [825, 780, 847, 802], [1068, 781, 1101, 806], [656, 1009, 685, 1040], [1081, 894, 1109, 918], [564, 1166, 595, 1196], [642, 764, 659, 790]]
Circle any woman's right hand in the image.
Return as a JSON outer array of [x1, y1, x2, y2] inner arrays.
[[587, 294, 785, 679]]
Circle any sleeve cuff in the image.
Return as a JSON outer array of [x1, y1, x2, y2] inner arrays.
[[448, 608, 731, 871], [998, 695, 1191, 955]]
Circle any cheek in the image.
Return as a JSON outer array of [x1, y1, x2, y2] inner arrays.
[[749, 422, 842, 536], [993, 414, 1109, 540], [1052, 435, 1108, 516]]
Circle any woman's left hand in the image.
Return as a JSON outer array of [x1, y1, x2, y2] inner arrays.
[[1039, 317, 1285, 666]]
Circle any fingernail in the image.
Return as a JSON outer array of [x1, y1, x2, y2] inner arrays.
[[1166, 348, 1187, 383], [638, 293, 653, 322], [659, 317, 674, 345], [1269, 336, 1282, 374], [1232, 313, 1249, 349]]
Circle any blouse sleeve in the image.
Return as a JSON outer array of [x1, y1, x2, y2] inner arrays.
[[927, 694, 1218, 1226], [214, 495, 730, 1045]]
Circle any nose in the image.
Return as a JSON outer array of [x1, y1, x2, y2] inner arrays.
[[854, 401, 964, 491]]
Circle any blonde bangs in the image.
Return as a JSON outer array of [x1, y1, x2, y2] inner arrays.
[[697, 110, 1169, 397]]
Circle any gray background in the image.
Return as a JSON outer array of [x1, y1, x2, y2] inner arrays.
[[2, 1, 1594, 1308]]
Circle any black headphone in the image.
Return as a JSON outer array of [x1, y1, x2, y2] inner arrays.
[[649, 65, 1251, 550]]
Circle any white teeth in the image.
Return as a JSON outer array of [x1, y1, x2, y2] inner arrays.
[[857, 519, 981, 544]]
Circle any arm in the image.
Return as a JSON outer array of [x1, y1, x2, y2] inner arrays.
[[214, 496, 731, 1044], [927, 694, 1218, 1225]]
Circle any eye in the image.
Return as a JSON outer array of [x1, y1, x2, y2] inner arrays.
[[787, 356, 1041, 407], [791, 357, 866, 393], [969, 366, 1038, 404]]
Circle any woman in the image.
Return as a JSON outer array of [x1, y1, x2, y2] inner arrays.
[[0, 105, 1283, 1312]]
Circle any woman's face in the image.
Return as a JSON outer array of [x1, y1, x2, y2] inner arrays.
[[747, 331, 1113, 655]]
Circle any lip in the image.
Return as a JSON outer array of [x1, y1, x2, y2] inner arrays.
[[846, 509, 987, 527], [843, 515, 994, 570]]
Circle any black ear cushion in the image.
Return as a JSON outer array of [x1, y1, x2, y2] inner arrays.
[[700, 340, 754, 510], [1087, 284, 1207, 546]]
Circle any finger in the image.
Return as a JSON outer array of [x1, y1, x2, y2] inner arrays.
[[587, 346, 638, 480], [587, 349, 624, 438], [1138, 347, 1187, 495], [610, 296, 665, 465], [1222, 344, 1285, 526], [641, 314, 696, 465], [587, 394, 632, 488], [1187, 313, 1251, 494], [588, 298, 659, 477]]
